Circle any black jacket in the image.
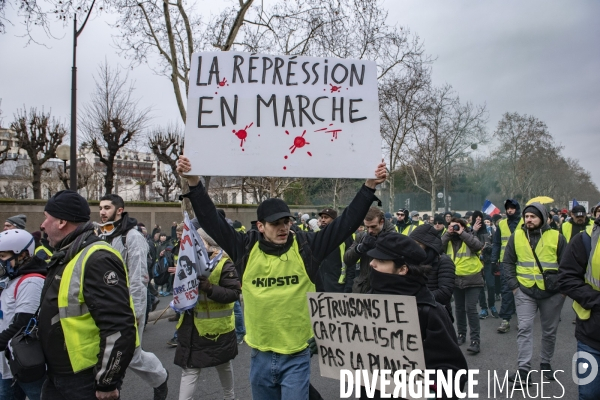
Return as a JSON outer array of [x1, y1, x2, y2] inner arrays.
[[0, 256, 47, 350], [181, 183, 378, 286], [491, 199, 521, 263], [558, 223, 600, 351], [503, 203, 567, 299], [174, 258, 241, 369], [364, 268, 468, 400], [38, 223, 136, 392], [315, 236, 355, 293], [345, 219, 397, 294]]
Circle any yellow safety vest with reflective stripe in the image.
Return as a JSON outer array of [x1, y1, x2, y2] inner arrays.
[[242, 238, 315, 354], [447, 240, 483, 276], [177, 257, 235, 338], [35, 245, 53, 262], [573, 225, 600, 320], [337, 242, 347, 284], [58, 242, 139, 373], [562, 220, 594, 243], [499, 218, 523, 262], [402, 220, 424, 236], [514, 229, 559, 290]]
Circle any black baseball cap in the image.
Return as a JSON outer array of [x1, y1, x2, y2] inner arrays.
[[318, 208, 338, 219], [257, 198, 295, 223], [572, 205, 586, 217]]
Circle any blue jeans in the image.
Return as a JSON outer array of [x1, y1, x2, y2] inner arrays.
[[234, 301, 246, 340], [249, 348, 310, 400], [577, 341, 600, 400], [0, 372, 44, 400], [499, 265, 516, 320], [479, 263, 496, 309]]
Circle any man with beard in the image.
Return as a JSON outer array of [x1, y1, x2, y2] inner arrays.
[[561, 205, 594, 243], [503, 202, 566, 385], [346, 207, 397, 294], [432, 214, 447, 238], [492, 199, 523, 333], [39, 191, 137, 400], [395, 209, 410, 233], [315, 208, 355, 293], [98, 194, 169, 400]]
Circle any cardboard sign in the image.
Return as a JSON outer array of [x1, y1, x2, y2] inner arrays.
[[184, 51, 381, 178], [307, 292, 426, 396], [170, 212, 223, 312]]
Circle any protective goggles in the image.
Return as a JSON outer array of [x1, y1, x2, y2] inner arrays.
[[98, 221, 117, 235]]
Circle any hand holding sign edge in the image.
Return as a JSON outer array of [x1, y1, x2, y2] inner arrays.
[[177, 155, 200, 187], [365, 159, 387, 189]]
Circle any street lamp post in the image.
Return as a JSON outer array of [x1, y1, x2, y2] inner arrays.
[[56, 144, 71, 190], [69, 0, 96, 191]]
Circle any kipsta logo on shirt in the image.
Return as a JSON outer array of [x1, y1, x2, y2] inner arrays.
[[251, 275, 300, 287]]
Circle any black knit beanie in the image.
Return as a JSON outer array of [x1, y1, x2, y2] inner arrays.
[[44, 190, 90, 222], [523, 205, 543, 222]]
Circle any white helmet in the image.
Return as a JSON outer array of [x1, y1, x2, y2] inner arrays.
[[0, 229, 35, 257]]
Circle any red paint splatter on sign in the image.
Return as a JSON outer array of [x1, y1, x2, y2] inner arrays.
[[219, 77, 227, 87], [232, 122, 254, 149], [329, 83, 342, 93], [289, 130, 310, 154]]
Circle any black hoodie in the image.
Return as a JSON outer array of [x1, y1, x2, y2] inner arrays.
[[491, 199, 521, 263], [410, 225, 455, 307]]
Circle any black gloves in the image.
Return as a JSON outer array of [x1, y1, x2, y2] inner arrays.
[[356, 235, 377, 254], [199, 276, 213, 296], [492, 262, 500, 273], [307, 337, 318, 357]]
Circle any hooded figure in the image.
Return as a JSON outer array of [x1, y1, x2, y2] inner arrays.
[[410, 224, 455, 321], [502, 202, 567, 384]]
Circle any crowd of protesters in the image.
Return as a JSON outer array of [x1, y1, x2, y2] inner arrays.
[[0, 165, 599, 400]]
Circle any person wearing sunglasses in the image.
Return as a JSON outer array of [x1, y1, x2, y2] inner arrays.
[[394, 209, 409, 233], [98, 194, 169, 400]]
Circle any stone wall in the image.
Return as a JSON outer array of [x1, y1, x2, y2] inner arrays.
[[0, 200, 322, 234]]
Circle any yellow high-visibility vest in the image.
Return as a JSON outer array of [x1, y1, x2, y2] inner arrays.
[[562, 220, 594, 243], [58, 242, 138, 373], [447, 240, 483, 276], [242, 238, 315, 354], [514, 229, 559, 290], [35, 245, 53, 263], [402, 221, 424, 236], [177, 257, 235, 338], [573, 225, 600, 320], [499, 218, 523, 262]]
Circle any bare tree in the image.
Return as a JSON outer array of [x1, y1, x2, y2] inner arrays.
[[155, 170, 177, 202], [148, 124, 183, 189], [9, 108, 67, 199], [380, 64, 431, 212], [404, 85, 488, 214], [80, 61, 150, 195]]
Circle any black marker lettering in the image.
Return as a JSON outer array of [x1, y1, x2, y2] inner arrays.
[[286, 60, 298, 86], [349, 99, 367, 123], [220, 95, 238, 126], [198, 97, 218, 128], [257, 95, 278, 127], [232, 55, 245, 83], [248, 56, 259, 83]]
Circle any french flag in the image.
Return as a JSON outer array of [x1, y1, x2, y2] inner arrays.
[[482, 200, 501, 216]]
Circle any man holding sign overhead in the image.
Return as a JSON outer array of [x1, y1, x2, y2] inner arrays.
[[177, 155, 386, 400]]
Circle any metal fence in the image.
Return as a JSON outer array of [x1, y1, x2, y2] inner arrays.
[[379, 191, 486, 213]]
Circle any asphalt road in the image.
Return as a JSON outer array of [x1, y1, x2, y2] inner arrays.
[[122, 298, 581, 400]]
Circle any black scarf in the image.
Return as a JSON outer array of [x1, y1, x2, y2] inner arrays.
[[258, 232, 294, 257], [50, 222, 96, 266], [370, 267, 427, 297]]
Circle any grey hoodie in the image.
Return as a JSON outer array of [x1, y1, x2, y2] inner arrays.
[[502, 202, 567, 299]]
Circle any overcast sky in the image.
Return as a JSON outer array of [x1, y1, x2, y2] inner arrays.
[[1, 0, 599, 188]]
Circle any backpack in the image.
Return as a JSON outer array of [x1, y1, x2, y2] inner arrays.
[[14, 274, 45, 298], [153, 253, 173, 285]]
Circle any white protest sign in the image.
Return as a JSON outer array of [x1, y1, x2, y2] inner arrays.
[[170, 212, 223, 312], [569, 201, 589, 212], [307, 292, 426, 398], [184, 51, 381, 178]]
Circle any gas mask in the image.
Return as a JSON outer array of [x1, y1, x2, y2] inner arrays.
[[0, 255, 17, 289]]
